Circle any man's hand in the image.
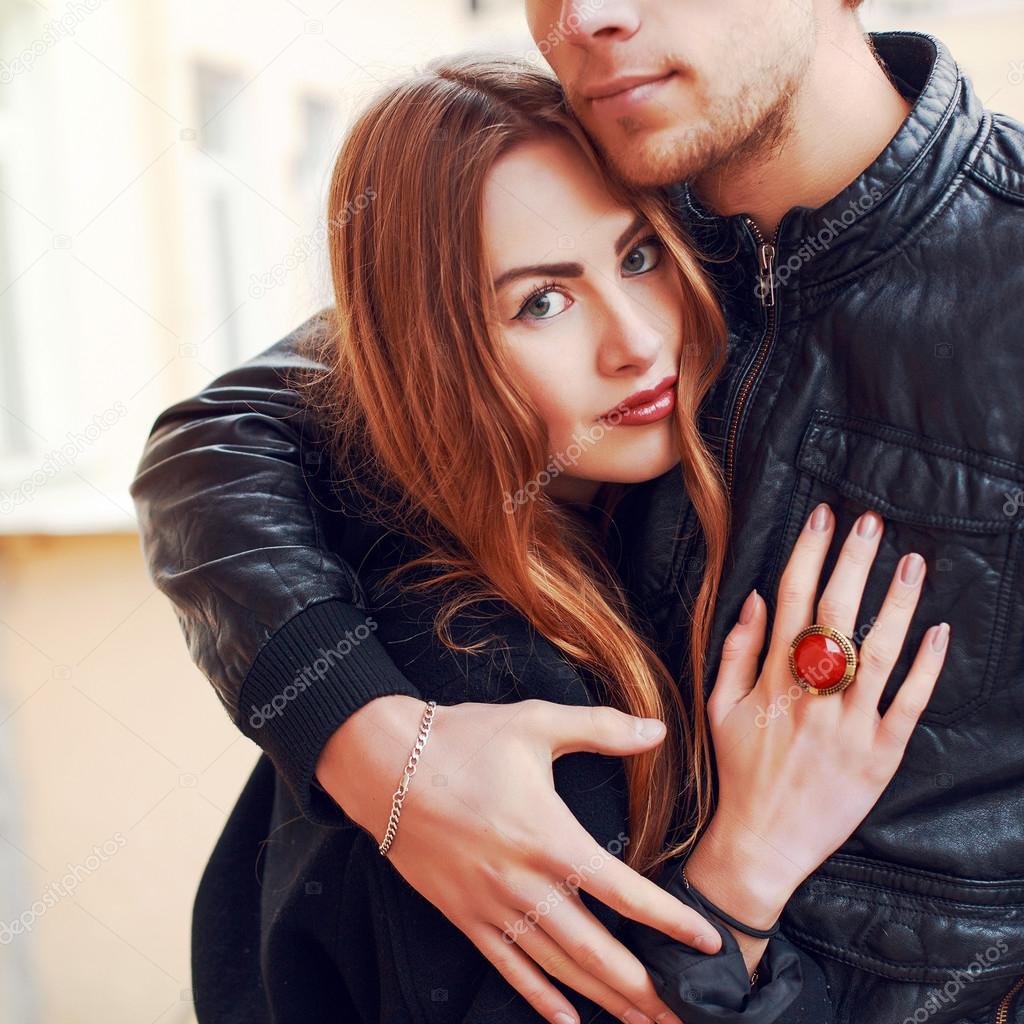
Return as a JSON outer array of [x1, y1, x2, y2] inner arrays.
[[317, 695, 721, 1024]]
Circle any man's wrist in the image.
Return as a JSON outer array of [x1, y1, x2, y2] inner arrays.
[[683, 815, 807, 930], [315, 694, 427, 832]]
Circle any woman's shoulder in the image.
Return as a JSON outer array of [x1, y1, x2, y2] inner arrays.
[[326, 486, 611, 708], [366, 551, 601, 709]]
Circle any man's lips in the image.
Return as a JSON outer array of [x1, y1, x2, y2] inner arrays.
[[582, 71, 677, 112]]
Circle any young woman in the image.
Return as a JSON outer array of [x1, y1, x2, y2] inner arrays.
[[190, 54, 949, 1024]]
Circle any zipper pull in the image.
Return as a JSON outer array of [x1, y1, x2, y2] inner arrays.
[[757, 241, 776, 308]]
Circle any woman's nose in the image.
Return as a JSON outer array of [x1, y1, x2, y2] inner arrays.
[[595, 303, 664, 378]]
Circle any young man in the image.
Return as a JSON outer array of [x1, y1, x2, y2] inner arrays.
[[131, 3, 1024, 1022]]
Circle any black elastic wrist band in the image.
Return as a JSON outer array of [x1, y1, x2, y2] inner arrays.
[[681, 866, 782, 939]]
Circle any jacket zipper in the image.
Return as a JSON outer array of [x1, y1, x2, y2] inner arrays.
[[996, 972, 1024, 1024], [725, 214, 1024, 1024], [723, 216, 780, 496]]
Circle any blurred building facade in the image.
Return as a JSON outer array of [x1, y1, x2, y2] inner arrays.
[[0, 1, 1021, 1021]]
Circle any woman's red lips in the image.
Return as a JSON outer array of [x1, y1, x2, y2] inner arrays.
[[599, 374, 678, 426]]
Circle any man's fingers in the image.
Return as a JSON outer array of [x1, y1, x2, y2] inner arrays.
[[708, 588, 766, 723], [514, 919, 684, 1024], [469, 923, 582, 1024], [552, 838, 720, 954], [526, 700, 670, 760], [517, 887, 686, 1024]]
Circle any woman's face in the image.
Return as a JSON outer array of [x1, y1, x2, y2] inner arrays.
[[482, 133, 687, 505]]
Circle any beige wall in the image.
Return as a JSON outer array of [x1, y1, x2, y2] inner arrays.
[[0, 533, 257, 1023]]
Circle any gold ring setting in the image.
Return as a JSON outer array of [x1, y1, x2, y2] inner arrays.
[[788, 624, 858, 696]]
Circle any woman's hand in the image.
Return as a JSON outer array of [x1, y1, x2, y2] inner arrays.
[[686, 502, 950, 955], [317, 694, 721, 1024]]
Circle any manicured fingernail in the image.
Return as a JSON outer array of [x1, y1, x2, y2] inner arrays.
[[638, 718, 665, 739], [900, 553, 924, 585], [857, 511, 881, 538], [739, 588, 758, 624], [930, 622, 950, 653], [554, 1012, 578, 1024], [809, 503, 832, 531], [623, 1009, 653, 1024]]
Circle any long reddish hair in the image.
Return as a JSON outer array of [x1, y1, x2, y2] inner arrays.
[[300, 54, 729, 876]]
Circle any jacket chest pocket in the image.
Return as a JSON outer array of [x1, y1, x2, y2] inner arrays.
[[767, 409, 1024, 725]]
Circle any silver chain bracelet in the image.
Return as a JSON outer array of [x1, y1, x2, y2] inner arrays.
[[378, 700, 438, 857]]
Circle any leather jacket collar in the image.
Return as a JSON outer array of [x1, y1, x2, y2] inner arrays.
[[672, 32, 988, 287]]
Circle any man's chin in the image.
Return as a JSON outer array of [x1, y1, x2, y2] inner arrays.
[[604, 145, 694, 189], [591, 124, 707, 189]]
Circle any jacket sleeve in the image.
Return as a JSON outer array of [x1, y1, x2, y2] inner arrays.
[[620, 857, 835, 1024], [128, 308, 423, 825]]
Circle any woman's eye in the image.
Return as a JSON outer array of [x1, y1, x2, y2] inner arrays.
[[517, 288, 570, 321], [622, 238, 662, 276]]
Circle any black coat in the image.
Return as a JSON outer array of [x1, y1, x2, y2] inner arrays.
[[131, 30, 1024, 1024], [191, 520, 832, 1023]]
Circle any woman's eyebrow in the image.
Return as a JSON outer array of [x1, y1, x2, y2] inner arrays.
[[492, 214, 650, 293], [493, 261, 583, 292], [614, 213, 648, 255]]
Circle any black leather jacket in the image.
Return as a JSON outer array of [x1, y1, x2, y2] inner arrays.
[[189, 519, 834, 1024], [130, 31, 1024, 1024]]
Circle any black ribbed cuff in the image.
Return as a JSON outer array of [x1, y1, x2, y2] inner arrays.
[[237, 598, 423, 826]]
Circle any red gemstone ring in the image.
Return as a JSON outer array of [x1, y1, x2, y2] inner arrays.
[[788, 624, 858, 696]]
